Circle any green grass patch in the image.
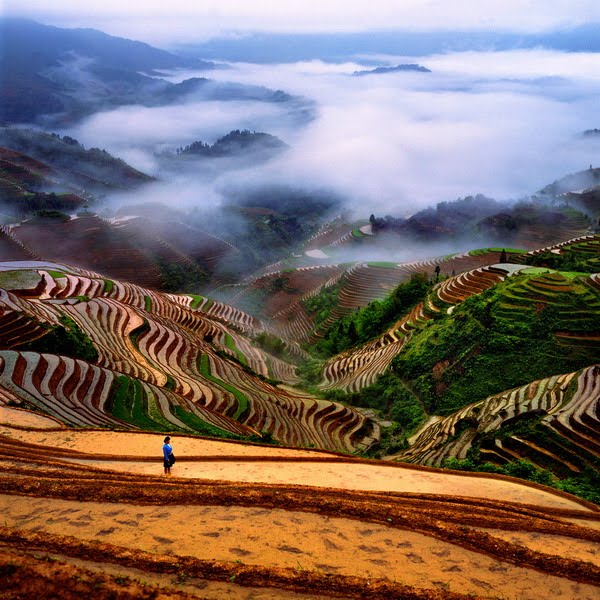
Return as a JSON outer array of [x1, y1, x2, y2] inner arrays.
[[523, 248, 600, 273], [164, 375, 177, 391], [520, 267, 589, 279], [0, 269, 41, 290], [144, 295, 152, 312], [103, 279, 114, 294], [367, 262, 398, 269], [302, 279, 344, 330], [187, 294, 206, 309], [198, 353, 249, 419], [106, 376, 170, 430], [129, 319, 150, 350], [171, 405, 240, 439], [224, 334, 247, 365], [18, 314, 98, 362], [469, 247, 525, 256]]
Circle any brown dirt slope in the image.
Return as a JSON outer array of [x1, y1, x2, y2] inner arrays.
[[1, 416, 599, 600]]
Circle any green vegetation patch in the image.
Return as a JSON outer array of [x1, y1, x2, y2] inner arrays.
[[253, 331, 291, 362], [309, 273, 431, 357], [164, 375, 177, 391], [469, 247, 525, 256], [106, 375, 171, 431], [187, 294, 206, 310], [523, 249, 600, 273], [392, 272, 600, 415], [30, 209, 71, 223], [198, 353, 249, 420], [224, 334, 247, 365], [325, 372, 426, 455], [18, 314, 98, 363], [129, 319, 150, 349], [103, 279, 114, 294], [144, 295, 152, 312], [302, 279, 344, 330], [366, 262, 398, 269], [444, 457, 599, 505], [0, 269, 41, 290], [171, 405, 240, 439], [156, 259, 207, 293], [233, 288, 269, 315]]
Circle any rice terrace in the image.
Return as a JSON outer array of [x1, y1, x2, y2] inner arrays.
[[1, 6, 600, 599]]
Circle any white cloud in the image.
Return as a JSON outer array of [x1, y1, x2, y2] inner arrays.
[[59, 49, 600, 217]]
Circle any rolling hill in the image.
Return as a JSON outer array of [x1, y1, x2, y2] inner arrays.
[[0, 19, 310, 125]]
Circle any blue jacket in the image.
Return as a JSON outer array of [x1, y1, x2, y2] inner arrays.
[[163, 443, 172, 460]]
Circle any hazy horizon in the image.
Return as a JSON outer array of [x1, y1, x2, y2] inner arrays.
[[4, 1, 600, 46]]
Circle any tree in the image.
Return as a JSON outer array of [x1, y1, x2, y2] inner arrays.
[[500, 248, 507, 263], [347, 321, 359, 343]]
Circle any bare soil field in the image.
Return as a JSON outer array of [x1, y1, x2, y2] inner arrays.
[[1, 409, 599, 599]]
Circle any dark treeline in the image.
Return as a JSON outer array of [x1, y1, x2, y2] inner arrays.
[[176, 130, 286, 157]]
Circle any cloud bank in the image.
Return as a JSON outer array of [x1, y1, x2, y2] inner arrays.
[[59, 49, 600, 217]]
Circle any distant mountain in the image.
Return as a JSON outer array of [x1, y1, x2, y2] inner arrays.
[[0, 17, 212, 74], [0, 126, 154, 194], [174, 24, 600, 63], [178, 130, 287, 158], [353, 64, 431, 76], [0, 19, 307, 124]]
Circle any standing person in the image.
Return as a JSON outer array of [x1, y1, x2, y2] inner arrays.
[[163, 436, 174, 475]]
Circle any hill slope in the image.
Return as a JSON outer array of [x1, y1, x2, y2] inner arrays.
[[0, 262, 376, 451], [0, 19, 307, 124]]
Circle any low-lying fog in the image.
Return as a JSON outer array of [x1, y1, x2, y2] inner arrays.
[[60, 48, 600, 217]]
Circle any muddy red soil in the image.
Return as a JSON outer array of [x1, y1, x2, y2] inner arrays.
[[1, 418, 599, 599]]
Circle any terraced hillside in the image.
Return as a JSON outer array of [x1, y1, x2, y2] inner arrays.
[[4, 215, 239, 292], [385, 268, 600, 418], [304, 237, 600, 481], [320, 264, 527, 393], [217, 249, 521, 344], [0, 147, 88, 216], [0, 262, 375, 452], [401, 365, 600, 481], [1, 408, 599, 599], [0, 127, 154, 193], [512, 206, 593, 250]]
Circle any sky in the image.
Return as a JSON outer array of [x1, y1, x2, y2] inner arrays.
[[5, 1, 600, 45]]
